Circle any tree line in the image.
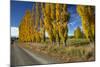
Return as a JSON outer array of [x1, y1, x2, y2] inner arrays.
[[19, 3, 95, 47]]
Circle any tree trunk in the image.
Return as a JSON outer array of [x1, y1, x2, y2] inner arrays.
[[63, 39, 66, 47], [57, 35, 60, 47], [57, 39, 60, 47], [43, 29, 45, 42]]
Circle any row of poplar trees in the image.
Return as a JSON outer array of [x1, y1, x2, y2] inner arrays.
[[19, 2, 95, 47], [19, 3, 70, 47]]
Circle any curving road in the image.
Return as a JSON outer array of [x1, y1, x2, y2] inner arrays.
[[11, 42, 59, 67]]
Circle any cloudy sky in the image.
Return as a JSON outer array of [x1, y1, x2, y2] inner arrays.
[[11, 1, 82, 37]]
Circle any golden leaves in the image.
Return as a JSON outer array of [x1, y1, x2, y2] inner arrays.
[[77, 5, 95, 42]]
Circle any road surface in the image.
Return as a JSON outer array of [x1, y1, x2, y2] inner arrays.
[[11, 42, 59, 67]]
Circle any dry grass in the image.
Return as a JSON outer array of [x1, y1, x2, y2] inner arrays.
[[18, 39, 95, 63], [52, 46, 93, 60], [25, 43, 95, 62]]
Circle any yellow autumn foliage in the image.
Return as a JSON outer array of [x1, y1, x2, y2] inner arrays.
[[74, 27, 83, 39], [77, 5, 95, 42]]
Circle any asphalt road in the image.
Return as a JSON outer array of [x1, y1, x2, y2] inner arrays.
[[11, 43, 43, 67], [11, 42, 59, 67]]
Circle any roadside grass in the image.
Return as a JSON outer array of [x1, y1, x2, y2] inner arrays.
[[67, 39, 90, 46], [20, 39, 95, 62], [51, 46, 93, 58], [35, 44, 94, 62], [25, 44, 31, 49]]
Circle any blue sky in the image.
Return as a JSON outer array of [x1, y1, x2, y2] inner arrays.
[[67, 5, 82, 36], [11, 1, 82, 36], [11, 1, 33, 27]]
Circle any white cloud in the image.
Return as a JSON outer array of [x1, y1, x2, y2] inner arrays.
[[11, 27, 19, 37]]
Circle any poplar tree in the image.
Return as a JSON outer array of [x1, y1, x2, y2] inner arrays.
[[74, 27, 82, 39], [55, 3, 61, 46], [44, 3, 54, 44], [19, 10, 33, 42], [77, 5, 95, 42], [50, 3, 56, 44], [41, 3, 46, 42], [59, 4, 69, 47], [35, 3, 40, 30], [31, 4, 36, 42]]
